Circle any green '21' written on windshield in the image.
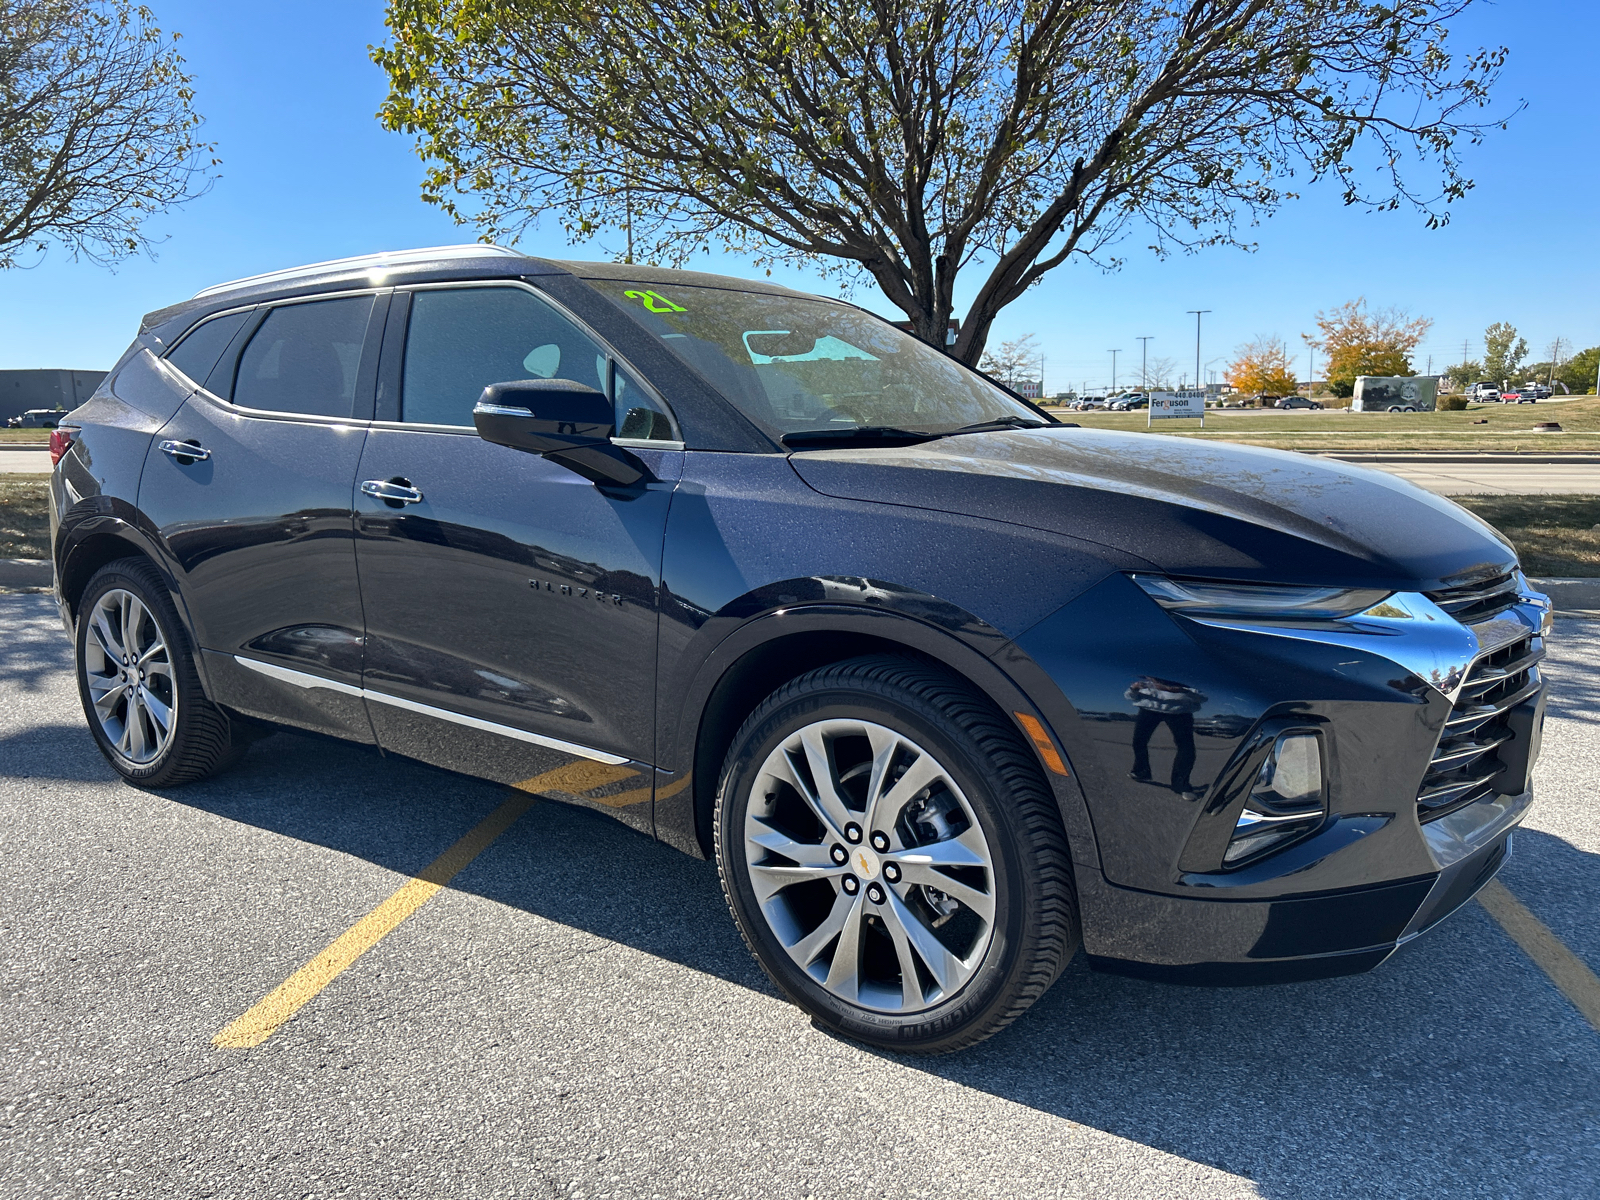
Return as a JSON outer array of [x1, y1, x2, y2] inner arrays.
[[624, 289, 688, 314]]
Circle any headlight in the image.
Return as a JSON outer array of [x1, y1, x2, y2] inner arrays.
[[1132, 575, 1391, 621]]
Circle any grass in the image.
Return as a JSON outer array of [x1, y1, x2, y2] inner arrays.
[[1043, 395, 1600, 453], [1453, 495, 1600, 578], [0, 428, 53, 443], [0, 474, 49, 559], [4, 473, 1596, 575]]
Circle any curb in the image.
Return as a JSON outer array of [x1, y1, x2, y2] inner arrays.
[[1528, 577, 1600, 616], [1321, 453, 1600, 465], [0, 443, 52, 451], [0, 558, 51, 587]]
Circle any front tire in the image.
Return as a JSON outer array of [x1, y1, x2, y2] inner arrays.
[[75, 559, 244, 787], [715, 656, 1078, 1053]]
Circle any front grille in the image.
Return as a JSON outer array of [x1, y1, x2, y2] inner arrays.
[[1414, 623, 1543, 822], [1427, 572, 1522, 624]]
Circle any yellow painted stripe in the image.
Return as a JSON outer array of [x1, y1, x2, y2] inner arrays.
[[212, 759, 618, 1049], [586, 771, 692, 810], [511, 761, 637, 794], [1478, 878, 1600, 1033]]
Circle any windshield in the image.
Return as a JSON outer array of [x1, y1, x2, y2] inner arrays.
[[590, 281, 1045, 442]]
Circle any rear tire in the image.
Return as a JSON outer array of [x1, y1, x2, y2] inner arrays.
[[75, 559, 245, 787], [715, 656, 1078, 1053]]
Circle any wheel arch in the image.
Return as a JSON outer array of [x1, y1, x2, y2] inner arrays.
[[658, 603, 1096, 868], [55, 510, 216, 698]]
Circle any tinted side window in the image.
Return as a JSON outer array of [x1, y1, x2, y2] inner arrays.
[[402, 287, 611, 426], [233, 296, 375, 418], [164, 311, 250, 389]]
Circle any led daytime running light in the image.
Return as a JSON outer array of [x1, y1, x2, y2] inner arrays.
[[1133, 575, 1391, 620]]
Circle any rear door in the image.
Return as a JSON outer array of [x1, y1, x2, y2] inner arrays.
[[352, 283, 683, 828], [137, 290, 388, 742]]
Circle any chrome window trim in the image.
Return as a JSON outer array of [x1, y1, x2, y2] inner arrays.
[[195, 287, 392, 422], [395, 278, 682, 442], [157, 303, 260, 390], [232, 655, 630, 765], [612, 437, 686, 451]]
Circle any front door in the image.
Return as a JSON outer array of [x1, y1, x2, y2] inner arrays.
[[353, 283, 683, 828], [138, 291, 387, 741]]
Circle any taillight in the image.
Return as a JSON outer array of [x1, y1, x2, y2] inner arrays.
[[49, 426, 79, 466]]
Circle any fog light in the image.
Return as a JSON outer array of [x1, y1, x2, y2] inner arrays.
[[1223, 733, 1326, 865]]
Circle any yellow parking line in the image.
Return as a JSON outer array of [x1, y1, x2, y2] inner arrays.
[[212, 759, 625, 1049], [1478, 879, 1600, 1032]]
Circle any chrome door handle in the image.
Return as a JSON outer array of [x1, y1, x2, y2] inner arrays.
[[361, 479, 424, 505], [159, 439, 210, 462]]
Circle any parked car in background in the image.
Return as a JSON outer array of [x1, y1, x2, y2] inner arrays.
[[1275, 396, 1324, 410], [48, 245, 1553, 1053], [1518, 383, 1552, 401], [6, 408, 66, 428], [1108, 393, 1149, 411], [1469, 382, 1502, 402]]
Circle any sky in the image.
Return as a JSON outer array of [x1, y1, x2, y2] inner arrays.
[[0, 0, 1592, 392]]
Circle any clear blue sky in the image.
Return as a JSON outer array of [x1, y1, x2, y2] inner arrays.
[[0, 0, 1590, 391]]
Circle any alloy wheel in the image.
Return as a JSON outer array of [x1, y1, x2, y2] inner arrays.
[[82, 587, 177, 765], [743, 719, 997, 1014]]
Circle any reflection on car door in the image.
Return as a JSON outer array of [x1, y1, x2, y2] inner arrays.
[[353, 284, 682, 831], [137, 292, 387, 742]]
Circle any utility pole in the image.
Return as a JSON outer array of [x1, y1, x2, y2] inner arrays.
[[1187, 311, 1211, 397], [1109, 349, 1121, 391], [1137, 336, 1153, 392], [1308, 346, 1315, 394]]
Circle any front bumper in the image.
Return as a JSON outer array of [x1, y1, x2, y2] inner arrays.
[[1078, 786, 1530, 984], [1012, 570, 1549, 984]]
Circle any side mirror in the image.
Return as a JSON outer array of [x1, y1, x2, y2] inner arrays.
[[473, 378, 651, 489]]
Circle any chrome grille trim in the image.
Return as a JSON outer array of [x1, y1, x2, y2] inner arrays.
[[1415, 602, 1543, 822], [1427, 572, 1522, 624]]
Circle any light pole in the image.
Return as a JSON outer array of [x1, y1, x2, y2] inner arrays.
[[1108, 349, 1121, 391], [1137, 336, 1153, 391], [1187, 310, 1211, 397]]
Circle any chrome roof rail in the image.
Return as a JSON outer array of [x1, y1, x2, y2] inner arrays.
[[192, 244, 523, 299]]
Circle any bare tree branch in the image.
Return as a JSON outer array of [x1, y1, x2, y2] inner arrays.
[[0, 0, 218, 269]]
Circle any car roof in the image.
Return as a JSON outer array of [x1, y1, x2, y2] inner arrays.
[[140, 244, 825, 335]]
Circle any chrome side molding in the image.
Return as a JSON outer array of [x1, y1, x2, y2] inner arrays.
[[232, 655, 628, 765]]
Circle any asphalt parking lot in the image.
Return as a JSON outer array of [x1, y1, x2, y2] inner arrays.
[[3, 593, 1598, 1199]]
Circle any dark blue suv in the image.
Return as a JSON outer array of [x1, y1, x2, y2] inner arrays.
[[49, 246, 1550, 1051]]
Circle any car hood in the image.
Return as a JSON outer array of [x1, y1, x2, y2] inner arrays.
[[787, 427, 1516, 592]]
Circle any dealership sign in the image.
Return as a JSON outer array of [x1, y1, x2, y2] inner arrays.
[[1148, 390, 1205, 425]]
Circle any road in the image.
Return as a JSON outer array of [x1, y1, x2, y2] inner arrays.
[[1356, 459, 1600, 495], [3, 594, 1598, 1199]]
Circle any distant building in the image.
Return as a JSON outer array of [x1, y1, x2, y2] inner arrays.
[[0, 370, 106, 422], [1015, 380, 1043, 399]]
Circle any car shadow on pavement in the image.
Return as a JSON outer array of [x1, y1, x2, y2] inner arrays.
[[7, 590, 1597, 1199], [7, 715, 1591, 1200]]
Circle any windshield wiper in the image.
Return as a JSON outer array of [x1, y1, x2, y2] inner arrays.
[[947, 415, 1051, 435], [781, 425, 940, 448]]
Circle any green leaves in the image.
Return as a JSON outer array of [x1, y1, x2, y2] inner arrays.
[[372, 0, 1508, 362]]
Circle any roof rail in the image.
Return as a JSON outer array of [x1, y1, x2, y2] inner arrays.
[[192, 244, 523, 299]]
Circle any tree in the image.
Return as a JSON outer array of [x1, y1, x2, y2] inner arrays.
[[1227, 334, 1298, 396], [1482, 321, 1527, 386], [1144, 355, 1178, 389], [1304, 298, 1432, 398], [375, 0, 1510, 365], [1442, 359, 1483, 391], [978, 333, 1038, 389], [0, 0, 215, 268], [1557, 347, 1598, 395]]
